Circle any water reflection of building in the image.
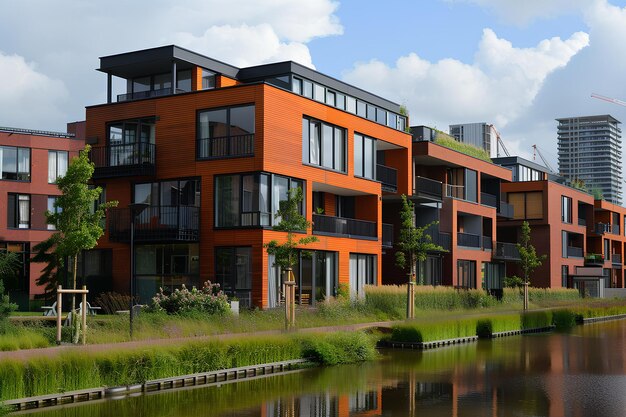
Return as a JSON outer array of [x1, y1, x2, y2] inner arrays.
[[263, 388, 381, 417]]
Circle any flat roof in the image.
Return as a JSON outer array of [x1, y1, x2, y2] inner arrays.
[[556, 114, 621, 124], [0, 126, 74, 139]]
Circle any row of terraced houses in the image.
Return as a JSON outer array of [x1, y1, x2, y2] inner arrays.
[[0, 45, 623, 309]]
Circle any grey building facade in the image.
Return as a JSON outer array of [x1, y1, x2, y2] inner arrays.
[[449, 122, 491, 154], [557, 115, 622, 205]]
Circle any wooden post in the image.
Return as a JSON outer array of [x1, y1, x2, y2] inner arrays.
[[407, 274, 415, 319], [523, 282, 529, 311], [81, 285, 87, 346], [56, 285, 62, 345], [284, 268, 296, 330]]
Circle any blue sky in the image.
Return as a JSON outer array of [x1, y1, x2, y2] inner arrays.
[[1, 0, 626, 167]]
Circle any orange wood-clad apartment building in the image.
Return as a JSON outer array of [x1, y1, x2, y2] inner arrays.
[[85, 45, 411, 308], [0, 125, 84, 309]]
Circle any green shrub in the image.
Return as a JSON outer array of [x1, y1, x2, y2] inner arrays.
[[476, 319, 493, 338], [302, 332, 376, 365], [148, 281, 230, 316], [552, 309, 576, 331], [521, 311, 552, 329], [0, 280, 17, 331], [391, 326, 422, 343]]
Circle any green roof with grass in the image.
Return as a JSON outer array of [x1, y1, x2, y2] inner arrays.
[[434, 133, 492, 163]]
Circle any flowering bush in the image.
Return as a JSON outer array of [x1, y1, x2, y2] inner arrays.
[[149, 281, 230, 316]]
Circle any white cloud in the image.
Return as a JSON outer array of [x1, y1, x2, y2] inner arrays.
[[172, 24, 314, 68], [0, 52, 68, 130], [342, 29, 588, 132], [0, 0, 342, 130]]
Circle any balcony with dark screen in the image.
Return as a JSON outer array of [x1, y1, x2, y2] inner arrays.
[[90, 143, 156, 179]]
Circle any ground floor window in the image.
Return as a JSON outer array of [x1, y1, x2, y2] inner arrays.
[[457, 260, 476, 289], [562, 265, 569, 288], [349, 253, 377, 299], [417, 255, 442, 286], [482, 262, 504, 290], [215, 247, 252, 307], [0, 242, 29, 310], [267, 251, 338, 308], [134, 243, 200, 302]]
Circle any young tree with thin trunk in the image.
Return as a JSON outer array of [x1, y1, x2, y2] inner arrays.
[[46, 145, 117, 324], [517, 221, 546, 309], [395, 194, 445, 284]]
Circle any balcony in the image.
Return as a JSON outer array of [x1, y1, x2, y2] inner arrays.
[[376, 164, 398, 193], [497, 201, 514, 219], [480, 192, 497, 208], [595, 223, 611, 234], [312, 214, 376, 240], [482, 236, 493, 250], [423, 225, 451, 251], [578, 218, 586, 226], [612, 253, 622, 265], [493, 242, 521, 261], [567, 246, 583, 258], [584, 253, 604, 266], [457, 232, 481, 248], [197, 134, 254, 159], [446, 184, 464, 199], [90, 143, 156, 179], [413, 176, 443, 201], [117, 87, 187, 102], [108, 206, 199, 243], [382, 223, 394, 248]]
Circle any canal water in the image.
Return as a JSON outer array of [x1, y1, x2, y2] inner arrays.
[[24, 319, 626, 417]]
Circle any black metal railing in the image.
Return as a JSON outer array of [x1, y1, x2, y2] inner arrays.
[[480, 192, 497, 208], [595, 223, 611, 234], [498, 201, 514, 218], [422, 225, 451, 251], [108, 205, 199, 242], [482, 236, 493, 250], [457, 232, 481, 248], [90, 143, 156, 178], [413, 176, 443, 200], [376, 164, 397, 192], [382, 223, 394, 248], [612, 253, 622, 265], [567, 246, 583, 258], [117, 87, 188, 102], [578, 218, 586, 226], [493, 242, 521, 260], [312, 214, 377, 239], [197, 134, 254, 159]]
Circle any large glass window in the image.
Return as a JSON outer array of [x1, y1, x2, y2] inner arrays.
[[47, 196, 61, 230], [176, 69, 192, 92], [465, 169, 477, 203], [0, 242, 29, 295], [48, 151, 68, 184], [133, 179, 200, 232], [7, 194, 30, 229], [201, 69, 216, 90], [0, 146, 30, 181], [562, 196, 572, 223], [457, 260, 476, 289], [198, 105, 255, 159], [349, 253, 377, 299], [302, 118, 346, 172], [215, 247, 252, 307], [106, 118, 155, 166], [354, 133, 377, 180]]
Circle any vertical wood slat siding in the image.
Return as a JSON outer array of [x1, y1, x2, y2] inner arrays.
[[86, 82, 412, 306]]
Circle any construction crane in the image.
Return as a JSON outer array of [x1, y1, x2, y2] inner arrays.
[[591, 93, 626, 107], [532, 144, 556, 173], [489, 124, 510, 157]]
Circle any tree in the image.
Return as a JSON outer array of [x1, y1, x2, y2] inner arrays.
[[395, 194, 445, 285], [0, 251, 20, 278], [517, 221, 546, 310], [264, 187, 318, 271], [45, 145, 117, 315], [31, 237, 66, 302]]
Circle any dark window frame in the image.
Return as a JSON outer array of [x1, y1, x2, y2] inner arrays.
[[353, 132, 377, 180], [302, 117, 347, 173], [7, 193, 30, 229], [0, 146, 30, 182], [196, 103, 256, 160]]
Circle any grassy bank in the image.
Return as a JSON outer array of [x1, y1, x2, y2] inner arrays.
[[0, 331, 376, 401]]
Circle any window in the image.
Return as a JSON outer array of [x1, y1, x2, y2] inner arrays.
[[198, 105, 255, 159], [561, 196, 572, 223], [349, 253, 377, 299], [8, 194, 30, 229], [302, 118, 346, 172], [215, 173, 301, 228], [292, 77, 302, 94], [562, 231, 568, 258], [354, 133, 377, 180], [47, 196, 61, 230], [465, 169, 477, 203], [457, 260, 476, 289], [313, 84, 325, 102], [508, 192, 543, 220], [562, 265, 569, 288], [106, 118, 155, 166], [604, 238, 610, 261], [0, 146, 30, 181], [201, 69, 216, 90], [215, 247, 252, 307], [176, 69, 192, 92], [0, 242, 29, 293], [48, 151, 68, 183]]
